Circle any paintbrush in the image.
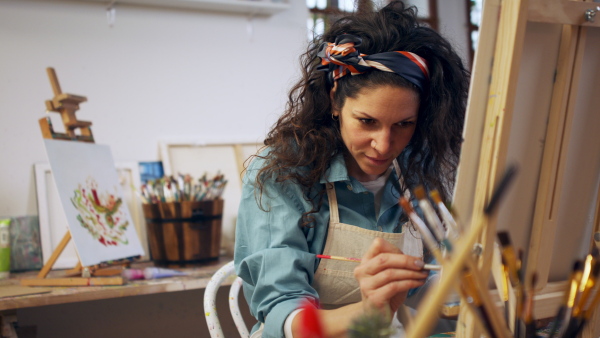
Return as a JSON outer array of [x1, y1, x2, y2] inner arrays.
[[547, 261, 581, 338], [399, 197, 444, 263], [413, 186, 447, 245], [315, 255, 441, 271], [576, 265, 600, 337], [500, 255, 511, 324], [524, 272, 538, 338], [429, 189, 461, 238], [460, 267, 500, 338], [573, 247, 599, 317], [497, 231, 523, 337], [496, 231, 521, 288], [484, 165, 518, 216], [553, 260, 584, 338], [564, 260, 600, 338]]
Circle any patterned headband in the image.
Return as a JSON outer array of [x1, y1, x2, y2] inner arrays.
[[317, 34, 429, 91]]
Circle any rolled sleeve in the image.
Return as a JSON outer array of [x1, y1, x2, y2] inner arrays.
[[234, 158, 320, 337]]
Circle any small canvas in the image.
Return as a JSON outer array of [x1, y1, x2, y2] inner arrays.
[[43, 139, 145, 267]]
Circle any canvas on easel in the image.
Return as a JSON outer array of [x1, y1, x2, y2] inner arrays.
[[22, 67, 144, 287], [43, 139, 145, 266]]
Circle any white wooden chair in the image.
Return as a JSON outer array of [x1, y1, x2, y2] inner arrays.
[[204, 261, 250, 338]]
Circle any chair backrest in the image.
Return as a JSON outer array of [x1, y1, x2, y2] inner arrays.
[[204, 261, 250, 338]]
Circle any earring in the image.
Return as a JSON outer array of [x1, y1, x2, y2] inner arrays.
[[331, 114, 339, 121]]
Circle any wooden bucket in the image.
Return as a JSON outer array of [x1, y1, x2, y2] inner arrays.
[[142, 199, 223, 264]]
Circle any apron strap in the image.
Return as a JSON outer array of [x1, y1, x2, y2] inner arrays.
[[325, 182, 340, 224], [393, 159, 412, 201]]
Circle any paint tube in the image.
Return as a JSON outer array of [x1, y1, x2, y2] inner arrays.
[[122, 268, 145, 280], [0, 219, 10, 279], [143, 267, 187, 279]]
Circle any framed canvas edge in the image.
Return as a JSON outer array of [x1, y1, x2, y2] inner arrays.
[[34, 162, 79, 269], [114, 161, 150, 261], [158, 137, 264, 177]]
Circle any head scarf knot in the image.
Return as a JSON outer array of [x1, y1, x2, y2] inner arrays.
[[317, 34, 429, 91]]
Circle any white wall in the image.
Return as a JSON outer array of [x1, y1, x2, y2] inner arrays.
[[0, 0, 470, 220], [437, 0, 470, 66], [0, 0, 308, 219]]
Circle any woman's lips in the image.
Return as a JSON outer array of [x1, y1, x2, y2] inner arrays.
[[365, 156, 389, 166]]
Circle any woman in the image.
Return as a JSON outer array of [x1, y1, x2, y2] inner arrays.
[[235, 2, 469, 337]]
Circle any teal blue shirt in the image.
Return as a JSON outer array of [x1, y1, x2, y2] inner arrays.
[[234, 153, 414, 338]]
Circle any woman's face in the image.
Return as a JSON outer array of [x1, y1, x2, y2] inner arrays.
[[333, 85, 419, 182]]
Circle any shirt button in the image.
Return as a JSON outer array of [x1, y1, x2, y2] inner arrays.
[[347, 185, 353, 191]]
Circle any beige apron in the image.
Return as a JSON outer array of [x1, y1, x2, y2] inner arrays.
[[251, 163, 424, 337], [312, 170, 424, 308]]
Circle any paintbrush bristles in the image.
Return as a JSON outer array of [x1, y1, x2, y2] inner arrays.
[[414, 185, 446, 242], [399, 197, 414, 214], [413, 185, 427, 201], [429, 189, 442, 205]]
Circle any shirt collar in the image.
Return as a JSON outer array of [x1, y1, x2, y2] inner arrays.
[[319, 154, 403, 184], [320, 153, 350, 184]]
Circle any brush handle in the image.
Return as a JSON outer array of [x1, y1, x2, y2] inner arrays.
[[316, 254, 361, 263], [316, 255, 441, 270]]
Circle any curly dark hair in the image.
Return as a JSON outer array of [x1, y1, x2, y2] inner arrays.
[[250, 1, 469, 227]]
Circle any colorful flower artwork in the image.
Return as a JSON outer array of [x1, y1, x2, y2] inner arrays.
[[70, 177, 131, 247], [43, 139, 145, 267]]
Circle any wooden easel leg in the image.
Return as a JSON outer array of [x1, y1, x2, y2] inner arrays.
[[37, 232, 71, 279], [64, 261, 83, 277]]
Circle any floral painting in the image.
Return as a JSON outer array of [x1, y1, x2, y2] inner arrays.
[[43, 139, 145, 267], [70, 177, 131, 246]]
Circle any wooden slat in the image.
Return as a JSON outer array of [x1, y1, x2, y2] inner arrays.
[[529, 0, 600, 27], [525, 23, 584, 291], [455, 0, 531, 335], [46, 67, 62, 96], [453, 0, 502, 221]]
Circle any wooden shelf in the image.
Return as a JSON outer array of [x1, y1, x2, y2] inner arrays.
[[81, 0, 290, 16]]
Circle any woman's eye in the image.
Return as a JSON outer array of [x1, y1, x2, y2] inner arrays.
[[359, 118, 375, 125], [397, 121, 416, 128]]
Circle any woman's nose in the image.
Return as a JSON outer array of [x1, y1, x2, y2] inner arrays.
[[371, 129, 392, 154]]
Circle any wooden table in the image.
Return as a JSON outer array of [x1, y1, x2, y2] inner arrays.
[[0, 257, 234, 337]]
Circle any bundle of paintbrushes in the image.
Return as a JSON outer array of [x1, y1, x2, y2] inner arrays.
[[399, 189, 510, 338], [496, 230, 536, 338], [495, 230, 600, 338], [545, 247, 600, 338], [398, 165, 519, 338], [138, 172, 227, 204]]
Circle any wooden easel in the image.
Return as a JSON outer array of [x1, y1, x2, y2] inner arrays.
[[21, 68, 125, 287], [406, 0, 600, 337]]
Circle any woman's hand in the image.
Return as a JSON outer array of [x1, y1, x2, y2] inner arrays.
[[353, 237, 428, 316]]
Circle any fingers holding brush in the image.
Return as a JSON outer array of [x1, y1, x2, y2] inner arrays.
[[354, 238, 428, 313]]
